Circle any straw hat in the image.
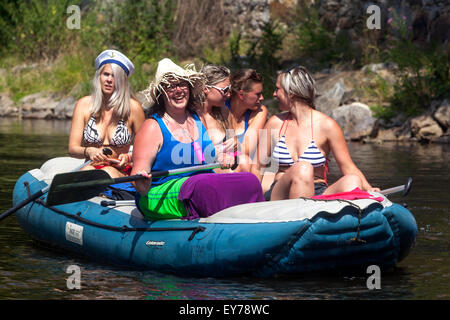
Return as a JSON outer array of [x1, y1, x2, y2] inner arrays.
[[141, 58, 205, 108], [95, 49, 134, 76]]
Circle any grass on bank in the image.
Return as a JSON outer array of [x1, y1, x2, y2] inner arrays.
[[0, 0, 448, 119]]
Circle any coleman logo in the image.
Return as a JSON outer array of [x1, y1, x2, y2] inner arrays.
[[145, 240, 165, 247]]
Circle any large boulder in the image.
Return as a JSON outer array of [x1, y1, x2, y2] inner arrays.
[[16, 92, 76, 119], [0, 93, 16, 117], [330, 102, 376, 140], [410, 115, 444, 142], [433, 99, 450, 130], [20, 92, 61, 119], [54, 96, 76, 119], [315, 78, 346, 115]]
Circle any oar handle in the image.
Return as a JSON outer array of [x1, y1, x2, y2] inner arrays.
[[380, 177, 413, 196], [111, 162, 221, 184]]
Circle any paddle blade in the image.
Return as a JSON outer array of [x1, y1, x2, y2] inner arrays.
[[46, 170, 113, 206]]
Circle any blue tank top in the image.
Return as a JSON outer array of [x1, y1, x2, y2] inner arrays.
[[225, 100, 251, 143], [151, 112, 216, 186]]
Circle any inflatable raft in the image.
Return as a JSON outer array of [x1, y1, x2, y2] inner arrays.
[[11, 157, 418, 277]]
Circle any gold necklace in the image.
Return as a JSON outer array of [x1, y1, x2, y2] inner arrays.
[[162, 112, 205, 163], [163, 112, 194, 142]]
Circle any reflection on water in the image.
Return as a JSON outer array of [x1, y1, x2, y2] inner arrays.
[[0, 118, 72, 136], [0, 120, 449, 300]]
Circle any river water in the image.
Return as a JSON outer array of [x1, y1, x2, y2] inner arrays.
[[0, 118, 449, 301]]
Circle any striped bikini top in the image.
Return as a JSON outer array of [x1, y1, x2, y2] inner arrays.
[[83, 115, 132, 147], [272, 111, 327, 168]]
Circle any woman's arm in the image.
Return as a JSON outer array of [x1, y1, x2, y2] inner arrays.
[[250, 114, 278, 182], [117, 99, 146, 167], [130, 119, 162, 195], [130, 98, 145, 134], [67, 96, 100, 160], [325, 117, 377, 191], [243, 105, 268, 159]]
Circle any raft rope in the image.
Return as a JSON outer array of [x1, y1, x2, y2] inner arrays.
[[299, 197, 366, 244], [24, 181, 205, 241], [31, 197, 205, 241]]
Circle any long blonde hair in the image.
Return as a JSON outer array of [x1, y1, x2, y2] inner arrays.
[[91, 63, 133, 120]]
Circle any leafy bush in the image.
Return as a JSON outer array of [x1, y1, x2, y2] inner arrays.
[[382, 8, 450, 117], [290, 1, 355, 67], [0, 0, 79, 60], [224, 21, 283, 114]]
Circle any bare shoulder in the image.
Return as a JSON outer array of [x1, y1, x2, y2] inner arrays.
[[265, 111, 288, 129], [140, 118, 160, 132], [130, 98, 142, 109], [249, 105, 268, 126], [75, 96, 92, 110], [315, 110, 340, 133], [130, 98, 145, 117], [251, 104, 268, 119], [73, 96, 92, 118]]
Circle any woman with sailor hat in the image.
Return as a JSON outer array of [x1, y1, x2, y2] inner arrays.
[[68, 49, 145, 178]]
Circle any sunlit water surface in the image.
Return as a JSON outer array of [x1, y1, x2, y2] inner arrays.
[[0, 118, 448, 300]]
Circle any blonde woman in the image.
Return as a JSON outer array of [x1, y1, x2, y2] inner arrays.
[[68, 49, 145, 178], [252, 66, 379, 200], [197, 65, 240, 172]]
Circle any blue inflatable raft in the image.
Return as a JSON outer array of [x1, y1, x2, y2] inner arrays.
[[12, 157, 418, 277]]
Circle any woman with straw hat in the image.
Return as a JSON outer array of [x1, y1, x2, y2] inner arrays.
[[131, 58, 264, 220], [68, 49, 145, 178]]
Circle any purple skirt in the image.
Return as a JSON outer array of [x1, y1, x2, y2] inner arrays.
[[178, 172, 265, 220]]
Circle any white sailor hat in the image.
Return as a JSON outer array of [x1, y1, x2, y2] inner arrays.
[[95, 49, 135, 76]]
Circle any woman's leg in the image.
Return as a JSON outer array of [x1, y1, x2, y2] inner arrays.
[[271, 161, 314, 200], [81, 164, 125, 178], [322, 174, 362, 195]]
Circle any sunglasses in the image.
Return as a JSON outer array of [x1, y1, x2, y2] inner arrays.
[[165, 82, 189, 92], [208, 84, 231, 95]]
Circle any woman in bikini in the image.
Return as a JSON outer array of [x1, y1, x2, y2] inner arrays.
[[252, 66, 379, 200], [197, 65, 238, 173], [68, 49, 145, 178], [227, 69, 268, 172]]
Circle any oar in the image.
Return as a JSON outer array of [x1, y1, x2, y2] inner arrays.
[[380, 177, 413, 196], [0, 160, 92, 222], [45, 162, 221, 207]]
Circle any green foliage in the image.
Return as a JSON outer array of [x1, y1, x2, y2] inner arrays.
[[225, 21, 283, 113], [382, 8, 450, 117], [0, 0, 80, 60], [105, 0, 176, 66], [0, 0, 448, 121], [291, 1, 355, 67]]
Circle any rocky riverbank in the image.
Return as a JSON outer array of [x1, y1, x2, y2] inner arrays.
[[0, 62, 449, 144]]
